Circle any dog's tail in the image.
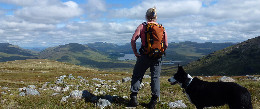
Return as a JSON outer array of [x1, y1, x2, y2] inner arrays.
[[239, 89, 253, 109], [241, 91, 253, 109]]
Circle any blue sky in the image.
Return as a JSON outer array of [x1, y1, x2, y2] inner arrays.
[[0, 0, 259, 47]]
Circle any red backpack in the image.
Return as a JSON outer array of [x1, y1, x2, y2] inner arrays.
[[140, 22, 166, 59]]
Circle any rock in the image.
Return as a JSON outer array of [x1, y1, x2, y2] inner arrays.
[[168, 100, 187, 108], [122, 77, 131, 83], [59, 75, 67, 80], [19, 92, 26, 96], [55, 78, 64, 84], [62, 86, 70, 92], [70, 90, 82, 99], [2, 87, 8, 90], [61, 96, 70, 103], [247, 75, 260, 81], [252, 77, 260, 81], [1, 91, 7, 95], [140, 83, 145, 89], [143, 75, 151, 78], [92, 78, 105, 83], [69, 74, 75, 80], [53, 86, 62, 92], [80, 79, 88, 84], [51, 93, 60, 96], [18, 87, 26, 92], [116, 80, 121, 84], [41, 82, 50, 89], [28, 85, 36, 89], [56, 75, 67, 84], [77, 76, 84, 79], [219, 76, 235, 82], [97, 98, 111, 109], [25, 88, 40, 96]]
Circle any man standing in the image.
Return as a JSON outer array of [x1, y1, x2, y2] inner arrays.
[[129, 7, 168, 109]]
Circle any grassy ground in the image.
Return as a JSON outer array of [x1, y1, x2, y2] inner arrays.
[[0, 59, 259, 109]]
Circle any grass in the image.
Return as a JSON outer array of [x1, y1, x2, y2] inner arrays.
[[0, 59, 259, 109]]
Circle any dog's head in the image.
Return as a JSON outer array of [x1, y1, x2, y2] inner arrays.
[[168, 65, 192, 86]]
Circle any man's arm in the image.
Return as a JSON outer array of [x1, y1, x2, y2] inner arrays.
[[164, 30, 168, 49], [131, 24, 143, 57]]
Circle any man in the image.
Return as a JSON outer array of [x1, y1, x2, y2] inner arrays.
[[129, 7, 168, 109]]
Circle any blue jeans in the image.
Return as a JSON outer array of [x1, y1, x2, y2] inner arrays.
[[130, 55, 162, 97]]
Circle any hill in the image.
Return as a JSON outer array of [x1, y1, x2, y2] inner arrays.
[[87, 42, 234, 64], [164, 41, 234, 64], [186, 36, 260, 76], [0, 42, 235, 71], [0, 59, 259, 108], [0, 43, 37, 62], [38, 43, 133, 69]]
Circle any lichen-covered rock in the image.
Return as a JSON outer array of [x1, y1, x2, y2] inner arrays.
[[168, 100, 187, 108], [70, 90, 82, 99], [122, 77, 131, 83], [25, 88, 40, 96], [61, 96, 70, 103], [97, 98, 111, 109], [219, 76, 235, 82]]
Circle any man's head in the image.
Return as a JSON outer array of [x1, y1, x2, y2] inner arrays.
[[146, 7, 157, 22]]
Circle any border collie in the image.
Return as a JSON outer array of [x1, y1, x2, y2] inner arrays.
[[168, 65, 252, 109]]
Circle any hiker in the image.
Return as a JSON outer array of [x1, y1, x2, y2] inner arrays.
[[129, 7, 168, 109]]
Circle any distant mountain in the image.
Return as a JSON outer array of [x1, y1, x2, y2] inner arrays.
[[22, 47, 47, 52], [164, 41, 234, 63], [86, 42, 136, 59], [38, 43, 132, 68], [0, 41, 236, 70], [186, 36, 260, 76], [87, 41, 234, 64], [0, 43, 37, 62]]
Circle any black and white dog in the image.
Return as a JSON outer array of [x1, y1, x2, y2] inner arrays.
[[168, 65, 252, 109]]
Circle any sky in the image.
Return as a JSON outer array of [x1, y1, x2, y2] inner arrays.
[[0, 0, 259, 47]]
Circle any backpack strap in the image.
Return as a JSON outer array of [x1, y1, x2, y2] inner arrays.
[[142, 22, 147, 26], [142, 22, 148, 48], [139, 22, 148, 55]]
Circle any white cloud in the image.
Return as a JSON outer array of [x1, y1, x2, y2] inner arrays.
[[0, 0, 260, 47], [199, 37, 209, 41], [12, 0, 82, 24], [110, 0, 202, 19], [202, 0, 260, 21], [0, 9, 5, 16], [83, 0, 107, 19], [0, 29, 4, 34], [0, 0, 36, 6]]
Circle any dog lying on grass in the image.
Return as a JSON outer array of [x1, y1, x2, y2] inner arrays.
[[168, 65, 252, 109]]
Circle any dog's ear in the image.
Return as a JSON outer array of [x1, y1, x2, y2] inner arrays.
[[178, 66, 185, 73], [178, 64, 183, 68]]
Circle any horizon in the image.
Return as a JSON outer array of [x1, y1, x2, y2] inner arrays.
[[1, 40, 239, 48], [0, 0, 260, 47]]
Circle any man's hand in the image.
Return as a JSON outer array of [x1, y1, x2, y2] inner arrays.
[[134, 53, 141, 58]]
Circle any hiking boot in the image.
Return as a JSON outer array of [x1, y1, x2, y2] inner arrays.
[[129, 96, 138, 107], [148, 95, 158, 109], [129, 93, 138, 107]]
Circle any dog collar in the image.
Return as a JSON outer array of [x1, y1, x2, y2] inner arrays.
[[182, 75, 193, 89]]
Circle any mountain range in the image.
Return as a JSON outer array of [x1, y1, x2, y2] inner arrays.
[[0, 43, 38, 62], [2, 36, 259, 76], [186, 36, 260, 76], [37, 43, 132, 68]]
